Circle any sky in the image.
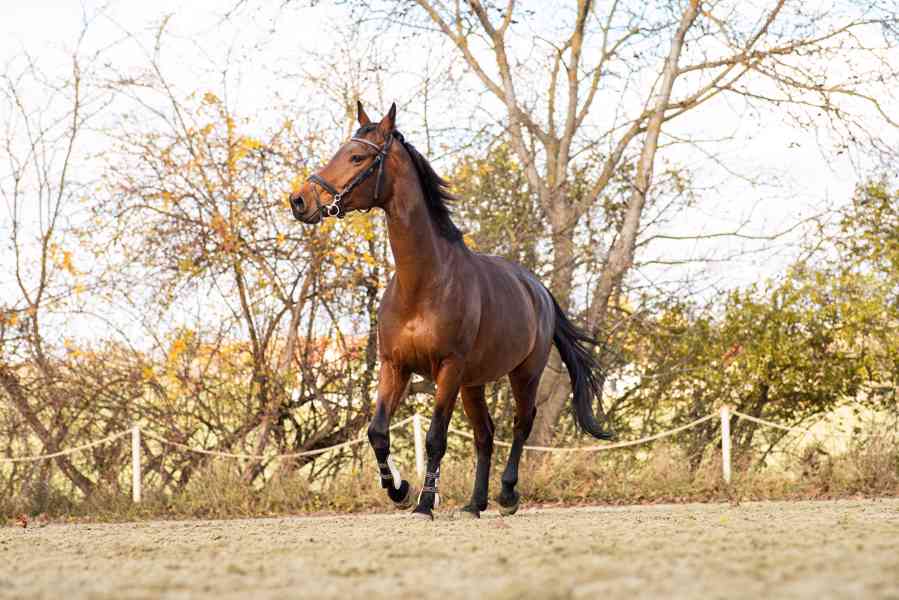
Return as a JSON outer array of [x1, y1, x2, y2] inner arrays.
[[2, 0, 897, 342]]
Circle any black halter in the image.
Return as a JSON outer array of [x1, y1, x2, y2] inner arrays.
[[307, 133, 395, 219]]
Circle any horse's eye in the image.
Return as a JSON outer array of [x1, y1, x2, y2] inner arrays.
[[350, 155, 364, 164]]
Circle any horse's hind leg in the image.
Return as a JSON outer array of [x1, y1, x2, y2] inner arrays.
[[459, 385, 494, 519], [497, 366, 540, 516]]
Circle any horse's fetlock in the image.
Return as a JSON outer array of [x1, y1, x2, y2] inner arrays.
[[501, 472, 517, 488]]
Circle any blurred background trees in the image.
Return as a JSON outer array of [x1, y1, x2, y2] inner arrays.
[[1, 1, 897, 510]]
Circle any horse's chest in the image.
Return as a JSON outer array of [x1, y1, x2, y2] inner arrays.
[[379, 313, 449, 374]]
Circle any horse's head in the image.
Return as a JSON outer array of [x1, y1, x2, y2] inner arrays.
[[289, 101, 396, 224]]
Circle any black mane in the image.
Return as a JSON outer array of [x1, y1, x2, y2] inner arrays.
[[355, 125, 463, 243]]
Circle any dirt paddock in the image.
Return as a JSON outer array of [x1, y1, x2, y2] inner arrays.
[[2, 498, 898, 599]]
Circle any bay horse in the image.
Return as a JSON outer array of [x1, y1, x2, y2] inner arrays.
[[289, 102, 612, 520]]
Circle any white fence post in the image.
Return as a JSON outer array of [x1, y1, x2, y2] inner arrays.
[[720, 406, 732, 485], [413, 413, 425, 481], [131, 425, 142, 503]]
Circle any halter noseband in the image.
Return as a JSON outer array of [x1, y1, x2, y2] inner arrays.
[[307, 133, 395, 219]]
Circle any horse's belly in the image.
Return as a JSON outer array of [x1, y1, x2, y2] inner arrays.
[[460, 324, 535, 386]]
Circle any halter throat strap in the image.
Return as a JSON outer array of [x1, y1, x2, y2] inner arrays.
[[307, 133, 395, 219]]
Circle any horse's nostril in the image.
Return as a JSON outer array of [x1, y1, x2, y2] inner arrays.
[[290, 194, 305, 213]]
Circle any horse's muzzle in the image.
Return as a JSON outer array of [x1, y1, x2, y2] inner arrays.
[[289, 192, 320, 224]]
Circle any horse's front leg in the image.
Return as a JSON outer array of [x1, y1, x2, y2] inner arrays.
[[367, 361, 414, 508], [412, 360, 463, 520]]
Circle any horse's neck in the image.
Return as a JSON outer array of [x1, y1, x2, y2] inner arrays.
[[383, 184, 451, 297]]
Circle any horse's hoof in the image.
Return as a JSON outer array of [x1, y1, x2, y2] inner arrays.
[[497, 491, 520, 516], [498, 500, 519, 516], [410, 509, 433, 521], [391, 481, 415, 510], [457, 507, 480, 519]]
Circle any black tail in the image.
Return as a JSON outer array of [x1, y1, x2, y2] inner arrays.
[[548, 293, 614, 440]]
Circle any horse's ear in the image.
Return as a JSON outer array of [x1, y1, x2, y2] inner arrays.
[[378, 102, 397, 135], [357, 101, 371, 127]]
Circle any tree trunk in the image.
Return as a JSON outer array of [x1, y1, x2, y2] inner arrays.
[[530, 347, 569, 446], [242, 272, 313, 482], [0, 364, 95, 496], [530, 194, 577, 445], [587, 0, 700, 334], [533, 1, 701, 445]]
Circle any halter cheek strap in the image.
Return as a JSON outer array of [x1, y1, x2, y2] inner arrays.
[[307, 134, 394, 219]]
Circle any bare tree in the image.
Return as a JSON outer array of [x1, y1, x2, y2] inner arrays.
[[393, 0, 898, 444], [0, 34, 114, 495], [93, 21, 397, 484]]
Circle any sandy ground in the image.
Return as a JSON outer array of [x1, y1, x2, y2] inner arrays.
[[1, 499, 898, 600]]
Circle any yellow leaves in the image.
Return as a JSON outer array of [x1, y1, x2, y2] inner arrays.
[[165, 329, 195, 374], [238, 137, 262, 152], [209, 211, 240, 252], [0, 311, 19, 326], [141, 365, 156, 382], [159, 146, 176, 169], [46, 242, 78, 276], [463, 233, 478, 250], [202, 91, 220, 105], [289, 175, 304, 195], [276, 232, 286, 245], [360, 253, 376, 268], [229, 136, 264, 169], [210, 213, 228, 238], [63, 338, 83, 358], [178, 257, 195, 273], [347, 214, 375, 241], [50, 243, 79, 276], [168, 337, 187, 364]]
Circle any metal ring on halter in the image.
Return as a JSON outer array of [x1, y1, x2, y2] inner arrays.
[[326, 196, 342, 217]]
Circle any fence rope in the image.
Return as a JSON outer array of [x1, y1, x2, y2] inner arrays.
[[443, 412, 718, 453], [141, 416, 415, 460], [0, 410, 828, 464], [0, 431, 131, 463]]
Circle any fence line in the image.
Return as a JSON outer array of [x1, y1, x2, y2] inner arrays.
[[730, 409, 811, 434], [1, 407, 820, 502], [141, 416, 415, 460], [444, 413, 718, 453], [0, 431, 131, 464]]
